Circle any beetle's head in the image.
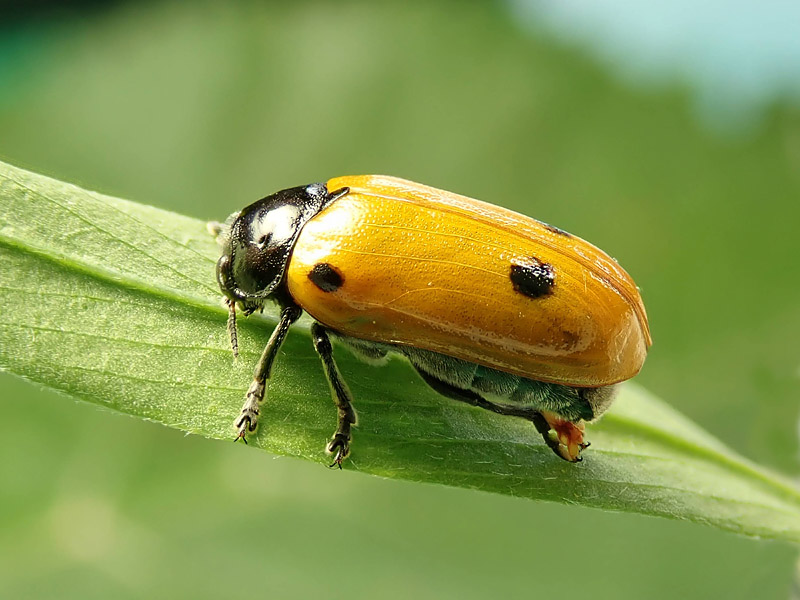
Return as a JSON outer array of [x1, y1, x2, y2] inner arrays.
[[215, 182, 348, 354]]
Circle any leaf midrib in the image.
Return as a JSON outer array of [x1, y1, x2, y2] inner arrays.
[[604, 414, 800, 505], [0, 233, 222, 316], [2, 171, 218, 291]]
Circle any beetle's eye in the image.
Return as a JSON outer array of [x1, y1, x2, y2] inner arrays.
[[256, 233, 271, 247]]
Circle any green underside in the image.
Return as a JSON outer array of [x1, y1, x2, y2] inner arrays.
[[334, 333, 596, 422]]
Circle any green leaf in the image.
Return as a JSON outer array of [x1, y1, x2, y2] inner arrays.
[[1, 159, 799, 543]]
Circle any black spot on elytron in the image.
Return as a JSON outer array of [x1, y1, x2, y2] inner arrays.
[[308, 263, 344, 292], [510, 258, 555, 298], [538, 220, 572, 237]]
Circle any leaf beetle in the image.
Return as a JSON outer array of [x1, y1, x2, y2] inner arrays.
[[214, 176, 651, 466]]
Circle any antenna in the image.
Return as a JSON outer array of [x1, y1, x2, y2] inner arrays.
[[226, 298, 239, 358]]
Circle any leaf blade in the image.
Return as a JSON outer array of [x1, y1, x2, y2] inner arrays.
[[1, 159, 799, 543]]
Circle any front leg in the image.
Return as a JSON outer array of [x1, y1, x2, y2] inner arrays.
[[311, 323, 357, 468], [234, 304, 302, 442]]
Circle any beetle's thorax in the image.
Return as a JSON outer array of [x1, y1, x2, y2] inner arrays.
[[216, 183, 348, 311]]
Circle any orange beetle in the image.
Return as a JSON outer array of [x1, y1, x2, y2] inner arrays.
[[215, 176, 651, 466]]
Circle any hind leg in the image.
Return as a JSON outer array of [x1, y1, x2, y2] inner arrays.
[[414, 368, 587, 462]]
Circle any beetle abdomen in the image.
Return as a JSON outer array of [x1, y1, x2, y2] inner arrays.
[[335, 334, 599, 422]]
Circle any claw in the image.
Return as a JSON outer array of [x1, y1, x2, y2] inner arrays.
[[328, 454, 344, 470], [541, 411, 589, 462], [233, 415, 252, 443], [326, 435, 350, 469]]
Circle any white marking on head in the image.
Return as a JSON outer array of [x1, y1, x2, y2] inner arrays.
[[255, 204, 300, 247]]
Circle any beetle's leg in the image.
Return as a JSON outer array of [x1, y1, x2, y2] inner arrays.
[[538, 411, 590, 461], [530, 412, 588, 462], [415, 369, 582, 463], [234, 304, 302, 443], [207, 211, 240, 243], [207, 221, 225, 238], [311, 323, 357, 469]]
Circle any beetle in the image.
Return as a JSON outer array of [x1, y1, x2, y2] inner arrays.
[[213, 175, 651, 466]]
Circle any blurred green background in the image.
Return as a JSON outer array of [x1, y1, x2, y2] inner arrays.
[[1, 1, 799, 598]]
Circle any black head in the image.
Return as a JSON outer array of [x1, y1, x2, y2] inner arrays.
[[216, 182, 348, 351]]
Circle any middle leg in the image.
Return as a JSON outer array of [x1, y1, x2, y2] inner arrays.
[[311, 323, 358, 468]]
